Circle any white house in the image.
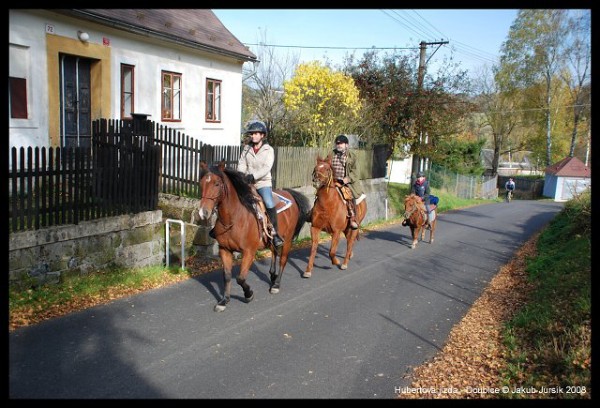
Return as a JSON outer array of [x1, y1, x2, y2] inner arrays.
[[542, 156, 591, 202], [9, 9, 257, 151]]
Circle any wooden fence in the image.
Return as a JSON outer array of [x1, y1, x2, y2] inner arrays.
[[8, 119, 387, 231], [497, 175, 544, 199], [9, 132, 160, 232]]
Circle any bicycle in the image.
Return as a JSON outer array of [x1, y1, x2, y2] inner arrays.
[[505, 189, 513, 203]]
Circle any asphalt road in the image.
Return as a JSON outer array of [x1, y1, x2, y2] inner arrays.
[[9, 200, 564, 399]]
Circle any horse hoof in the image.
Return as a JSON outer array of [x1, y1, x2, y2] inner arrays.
[[245, 292, 255, 303], [214, 304, 226, 312], [302, 272, 312, 278], [340, 264, 348, 270], [270, 287, 280, 294]]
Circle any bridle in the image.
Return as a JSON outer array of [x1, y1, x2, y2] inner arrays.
[[200, 172, 225, 202], [312, 162, 334, 190], [200, 171, 233, 234]]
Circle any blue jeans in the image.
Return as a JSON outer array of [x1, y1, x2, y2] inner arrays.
[[257, 186, 275, 209]]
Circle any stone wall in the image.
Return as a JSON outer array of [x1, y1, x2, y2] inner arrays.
[[8, 179, 391, 287], [9, 211, 164, 288]]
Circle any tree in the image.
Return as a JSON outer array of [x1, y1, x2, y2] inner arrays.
[[345, 50, 474, 178], [498, 9, 568, 166], [242, 32, 300, 146], [560, 10, 591, 158], [282, 61, 361, 147], [474, 65, 520, 176]]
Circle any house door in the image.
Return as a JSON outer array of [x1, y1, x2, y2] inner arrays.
[[60, 54, 92, 148]]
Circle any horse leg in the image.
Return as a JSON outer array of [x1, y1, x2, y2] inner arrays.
[[330, 231, 342, 268], [271, 240, 291, 294], [430, 220, 436, 244], [304, 225, 321, 278], [236, 249, 256, 303], [411, 226, 418, 249], [214, 249, 233, 312], [341, 230, 357, 270], [269, 247, 278, 290]]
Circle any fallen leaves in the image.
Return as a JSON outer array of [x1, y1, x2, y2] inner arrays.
[[397, 233, 540, 399]]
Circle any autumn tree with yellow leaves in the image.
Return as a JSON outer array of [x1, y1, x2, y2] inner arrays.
[[283, 61, 362, 147]]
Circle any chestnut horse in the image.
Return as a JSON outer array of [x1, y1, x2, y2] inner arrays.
[[197, 161, 311, 312], [304, 155, 367, 278], [403, 193, 436, 249]]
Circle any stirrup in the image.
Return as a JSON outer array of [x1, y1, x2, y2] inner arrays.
[[272, 234, 284, 247]]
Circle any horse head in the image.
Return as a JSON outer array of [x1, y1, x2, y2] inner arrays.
[[198, 160, 226, 221], [312, 154, 334, 189], [403, 194, 426, 223]]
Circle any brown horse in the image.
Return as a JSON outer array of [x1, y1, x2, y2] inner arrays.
[[304, 155, 367, 278], [197, 161, 311, 312], [403, 193, 436, 249]]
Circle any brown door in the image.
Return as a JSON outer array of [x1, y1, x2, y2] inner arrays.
[[60, 54, 92, 148]]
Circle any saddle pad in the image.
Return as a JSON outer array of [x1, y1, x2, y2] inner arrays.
[[274, 192, 292, 213], [356, 193, 366, 205]]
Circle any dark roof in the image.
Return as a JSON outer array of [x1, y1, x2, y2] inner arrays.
[[544, 156, 591, 177], [54, 9, 257, 63]]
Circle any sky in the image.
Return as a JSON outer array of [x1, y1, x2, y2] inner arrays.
[[213, 9, 519, 77]]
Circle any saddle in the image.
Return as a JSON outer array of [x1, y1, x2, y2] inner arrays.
[[333, 182, 366, 204], [251, 190, 293, 242]]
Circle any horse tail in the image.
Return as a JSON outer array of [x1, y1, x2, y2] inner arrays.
[[285, 188, 312, 239]]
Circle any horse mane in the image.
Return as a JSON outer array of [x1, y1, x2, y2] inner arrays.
[[209, 165, 259, 214], [405, 193, 426, 211]]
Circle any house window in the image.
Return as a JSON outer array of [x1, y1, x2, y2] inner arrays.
[[9, 44, 29, 120], [121, 64, 134, 119], [206, 78, 221, 122], [162, 71, 181, 121], [9, 77, 28, 119]]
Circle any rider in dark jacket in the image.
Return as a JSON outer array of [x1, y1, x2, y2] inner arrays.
[[411, 171, 432, 225]]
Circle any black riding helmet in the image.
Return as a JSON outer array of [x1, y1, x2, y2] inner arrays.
[[417, 171, 425, 178], [245, 120, 268, 135], [335, 134, 349, 144]]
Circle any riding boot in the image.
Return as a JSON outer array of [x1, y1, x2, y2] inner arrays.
[[348, 199, 359, 230], [266, 207, 284, 247]]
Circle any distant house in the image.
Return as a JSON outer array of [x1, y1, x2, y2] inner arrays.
[[480, 148, 542, 176], [9, 9, 257, 151], [542, 156, 591, 202]]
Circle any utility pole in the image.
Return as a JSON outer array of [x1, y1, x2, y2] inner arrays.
[[410, 40, 449, 185]]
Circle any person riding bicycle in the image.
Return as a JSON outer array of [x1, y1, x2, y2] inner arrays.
[[505, 177, 516, 200], [237, 120, 284, 248], [331, 134, 363, 230], [409, 171, 433, 226]]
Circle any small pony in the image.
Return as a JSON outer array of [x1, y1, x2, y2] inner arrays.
[[197, 160, 311, 312], [402, 194, 437, 249], [304, 155, 367, 277]]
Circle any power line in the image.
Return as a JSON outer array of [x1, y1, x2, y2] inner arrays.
[[243, 42, 417, 51]]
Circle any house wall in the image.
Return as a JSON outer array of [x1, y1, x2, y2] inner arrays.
[[9, 9, 245, 152], [387, 156, 413, 184], [543, 175, 591, 202], [543, 174, 559, 199]]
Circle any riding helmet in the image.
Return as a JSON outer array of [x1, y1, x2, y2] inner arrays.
[[417, 171, 425, 178], [245, 120, 268, 135], [335, 134, 349, 144]]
